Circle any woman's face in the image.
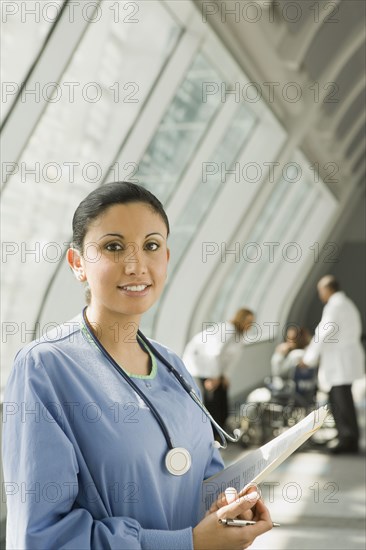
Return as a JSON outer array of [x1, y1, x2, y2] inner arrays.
[[69, 202, 170, 321]]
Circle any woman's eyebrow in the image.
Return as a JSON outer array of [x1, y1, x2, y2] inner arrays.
[[145, 232, 165, 238], [98, 233, 124, 241], [98, 232, 165, 241]]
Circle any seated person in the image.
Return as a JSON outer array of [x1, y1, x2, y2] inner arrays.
[[271, 327, 317, 407], [271, 326, 312, 379]]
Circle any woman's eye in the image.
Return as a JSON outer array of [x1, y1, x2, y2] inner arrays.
[[106, 243, 123, 252], [146, 242, 159, 251]]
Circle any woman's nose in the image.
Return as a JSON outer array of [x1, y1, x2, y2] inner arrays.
[[123, 243, 147, 274]]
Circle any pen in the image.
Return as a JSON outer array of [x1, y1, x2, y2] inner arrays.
[[219, 518, 281, 527]]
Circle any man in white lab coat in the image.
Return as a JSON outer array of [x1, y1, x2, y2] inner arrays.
[[302, 275, 365, 454]]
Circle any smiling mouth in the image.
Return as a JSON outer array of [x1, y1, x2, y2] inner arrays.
[[117, 284, 151, 293]]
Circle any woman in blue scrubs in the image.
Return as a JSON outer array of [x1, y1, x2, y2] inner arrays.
[[3, 182, 272, 549]]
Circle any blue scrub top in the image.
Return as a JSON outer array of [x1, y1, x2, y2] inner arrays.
[[2, 313, 224, 549]]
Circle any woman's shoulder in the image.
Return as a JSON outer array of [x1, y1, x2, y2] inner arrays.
[[14, 313, 83, 367]]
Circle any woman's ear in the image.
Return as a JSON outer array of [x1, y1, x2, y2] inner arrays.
[[67, 247, 86, 282], [165, 248, 170, 280]]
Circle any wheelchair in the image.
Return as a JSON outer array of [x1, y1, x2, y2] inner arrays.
[[231, 365, 319, 448]]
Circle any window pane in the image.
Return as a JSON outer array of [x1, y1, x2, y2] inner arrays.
[[210, 165, 315, 323], [238, 176, 312, 308], [0, 0, 65, 123], [137, 53, 223, 203], [169, 104, 257, 275], [210, 175, 290, 321], [253, 188, 319, 315]]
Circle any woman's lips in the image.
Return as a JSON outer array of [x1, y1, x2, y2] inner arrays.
[[117, 284, 151, 297]]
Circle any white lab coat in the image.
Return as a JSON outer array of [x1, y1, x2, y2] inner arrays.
[[303, 291, 365, 391]]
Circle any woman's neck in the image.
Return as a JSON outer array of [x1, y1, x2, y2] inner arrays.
[[84, 305, 142, 353], [84, 306, 152, 375]]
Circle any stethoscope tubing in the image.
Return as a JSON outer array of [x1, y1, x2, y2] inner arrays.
[[82, 307, 239, 450], [82, 308, 175, 450], [137, 329, 239, 446]]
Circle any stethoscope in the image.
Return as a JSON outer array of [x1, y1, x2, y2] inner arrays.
[[82, 307, 240, 476]]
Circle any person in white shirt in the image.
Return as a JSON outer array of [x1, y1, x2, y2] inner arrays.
[[183, 309, 254, 430], [301, 275, 365, 454]]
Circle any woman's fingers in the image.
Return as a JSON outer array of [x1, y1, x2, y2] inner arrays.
[[224, 487, 238, 504], [207, 487, 238, 514], [217, 490, 260, 520], [251, 497, 273, 525], [193, 494, 273, 550]]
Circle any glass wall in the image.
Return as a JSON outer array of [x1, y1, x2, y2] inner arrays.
[[1, 1, 181, 392], [137, 53, 222, 203], [169, 104, 257, 275], [0, 0, 66, 123], [208, 151, 337, 339]]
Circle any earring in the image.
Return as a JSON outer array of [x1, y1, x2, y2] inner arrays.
[[77, 273, 84, 281]]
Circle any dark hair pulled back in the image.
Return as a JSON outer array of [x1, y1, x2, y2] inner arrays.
[[72, 181, 170, 252]]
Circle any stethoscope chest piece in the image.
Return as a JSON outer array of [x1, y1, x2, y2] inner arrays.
[[165, 447, 192, 476]]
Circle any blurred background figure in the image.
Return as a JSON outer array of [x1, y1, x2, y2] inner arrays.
[[301, 275, 365, 454], [236, 325, 317, 448], [271, 326, 317, 408], [271, 325, 312, 378], [183, 308, 254, 430]]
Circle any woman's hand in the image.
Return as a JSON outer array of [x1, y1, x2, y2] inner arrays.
[[193, 488, 273, 550]]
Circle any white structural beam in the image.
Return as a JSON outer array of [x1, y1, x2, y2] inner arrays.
[[352, 158, 366, 181], [297, 27, 365, 196], [317, 28, 365, 103], [319, 76, 366, 134], [278, 0, 342, 70], [342, 150, 365, 190], [347, 140, 366, 170], [338, 113, 366, 155]]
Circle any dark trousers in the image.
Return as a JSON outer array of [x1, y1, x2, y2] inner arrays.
[[200, 378, 228, 429], [329, 384, 359, 445]]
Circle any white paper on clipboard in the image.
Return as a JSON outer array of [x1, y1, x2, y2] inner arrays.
[[201, 405, 329, 516]]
